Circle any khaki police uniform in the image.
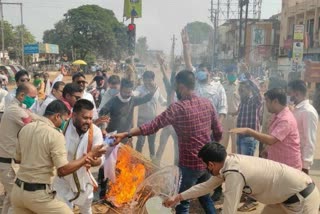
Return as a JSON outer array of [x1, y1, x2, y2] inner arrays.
[[0, 98, 32, 214], [180, 154, 319, 214], [11, 117, 73, 214], [221, 82, 240, 153]]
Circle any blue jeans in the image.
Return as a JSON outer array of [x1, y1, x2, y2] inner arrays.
[[237, 137, 257, 156], [176, 166, 216, 214]]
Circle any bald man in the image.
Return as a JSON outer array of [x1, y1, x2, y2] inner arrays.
[[0, 83, 38, 214]]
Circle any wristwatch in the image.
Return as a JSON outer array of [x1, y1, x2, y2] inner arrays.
[[127, 131, 133, 139]]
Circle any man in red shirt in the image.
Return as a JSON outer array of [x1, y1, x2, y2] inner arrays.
[[114, 70, 222, 214]]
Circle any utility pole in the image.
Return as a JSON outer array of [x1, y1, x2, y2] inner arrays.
[[243, 0, 249, 62], [210, 0, 219, 69], [0, 0, 4, 64], [210, 0, 215, 70], [20, 3, 24, 66], [0, 2, 24, 66], [238, 0, 244, 61], [170, 34, 177, 70]]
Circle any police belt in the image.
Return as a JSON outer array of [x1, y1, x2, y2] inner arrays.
[[283, 183, 315, 204], [0, 157, 13, 164], [15, 178, 47, 192]]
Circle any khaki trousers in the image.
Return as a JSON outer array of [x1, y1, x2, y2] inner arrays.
[[0, 163, 15, 214], [10, 183, 73, 214], [221, 115, 237, 153], [261, 187, 320, 214]]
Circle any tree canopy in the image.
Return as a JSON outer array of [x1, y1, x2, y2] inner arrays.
[[43, 5, 128, 60], [185, 21, 213, 44], [0, 21, 35, 60], [136, 36, 148, 62]]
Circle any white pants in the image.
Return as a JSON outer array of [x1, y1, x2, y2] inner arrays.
[[0, 163, 15, 214], [221, 115, 237, 153], [261, 187, 320, 214], [54, 178, 93, 214]]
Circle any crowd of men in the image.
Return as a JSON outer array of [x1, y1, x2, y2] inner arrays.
[[0, 29, 318, 214]]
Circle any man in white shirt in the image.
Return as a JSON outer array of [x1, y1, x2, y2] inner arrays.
[[98, 75, 121, 110], [287, 80, 319, 174], [163, 142, 319, 214], [72, 73, 99, 120], [38, 81, 65, 115], [134, 71, 166, 159], [0, 79, 8, 120], [194, 64, 227, 122], [5, 70, 30, 109], [53, 99, 105, 214]]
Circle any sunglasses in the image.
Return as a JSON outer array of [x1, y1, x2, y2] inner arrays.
[[72, 94, 82, 100], [19, 78, 30, 82], [77, 81, 87, 85]]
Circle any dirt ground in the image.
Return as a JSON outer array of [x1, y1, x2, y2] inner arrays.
[[1, 69, 320, 213]]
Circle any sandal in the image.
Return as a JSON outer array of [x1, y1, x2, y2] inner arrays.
[[237, 201, 258, 212]]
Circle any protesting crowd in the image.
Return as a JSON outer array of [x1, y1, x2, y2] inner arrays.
[[0, 30, 318, 214]]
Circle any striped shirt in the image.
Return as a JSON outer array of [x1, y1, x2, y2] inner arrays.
[[237, 80, 262, 138], [140, 94, 222, 170]]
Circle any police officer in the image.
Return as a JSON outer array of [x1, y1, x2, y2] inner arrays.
[[11, 100, 106, 214], [164, 142, 320, 214]]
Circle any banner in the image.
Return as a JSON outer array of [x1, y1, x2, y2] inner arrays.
[[292, 41, 304, 64], [293, 25, 304, 41], [24, 43, 59, 55], [124, 0, 142, 19]]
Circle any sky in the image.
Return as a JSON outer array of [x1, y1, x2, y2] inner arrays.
[[2, 0, 282, 54]]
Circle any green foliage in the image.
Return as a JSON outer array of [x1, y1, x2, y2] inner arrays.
[[0, 21, 35, 60], [185, 21, 213, 44], [43, 5, 128, 61]]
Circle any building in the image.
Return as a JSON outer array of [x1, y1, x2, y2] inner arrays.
[[216, 18, 280, 73], [279, 0, 320, 89]]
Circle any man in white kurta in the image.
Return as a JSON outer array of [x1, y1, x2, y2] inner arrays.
[[53, 99, 104, 214]]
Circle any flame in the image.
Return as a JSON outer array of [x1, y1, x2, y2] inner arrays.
[[106, 146, 146, 207]]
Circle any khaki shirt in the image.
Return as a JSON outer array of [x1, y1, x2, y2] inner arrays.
[[223, 82, 240, 114], [0, 98, 31, 158], [16, 117, 68, 184], [181, 154, 313, 214]]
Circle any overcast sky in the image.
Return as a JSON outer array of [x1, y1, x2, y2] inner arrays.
[[3, 0, 281, 53]]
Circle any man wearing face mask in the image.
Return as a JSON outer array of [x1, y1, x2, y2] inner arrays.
[[99, 78, 157, 135], [163, 142, 319, 214], [11, 100, 106, 213], [134, 71, 167, 159], [288, 80, 318, 175], [113, 71, 222, 214], [53, 99, 105, 214], [0, 83, 38, 214], [194, 63, 227, 123], [98, 75, 121, 110]]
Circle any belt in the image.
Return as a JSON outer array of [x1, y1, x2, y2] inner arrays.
[[0, 157, 12, 164], [15, 178, 47, 192], [283, 183, 315, 204]]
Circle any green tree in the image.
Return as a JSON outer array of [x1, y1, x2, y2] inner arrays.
[[185, 21, 213, 44], [136, 36, 148, 61], [43, 5, 128, 61], [0, 21, 15, 50]]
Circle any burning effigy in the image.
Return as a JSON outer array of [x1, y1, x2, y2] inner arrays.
[[102, 144, 181, 214]]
